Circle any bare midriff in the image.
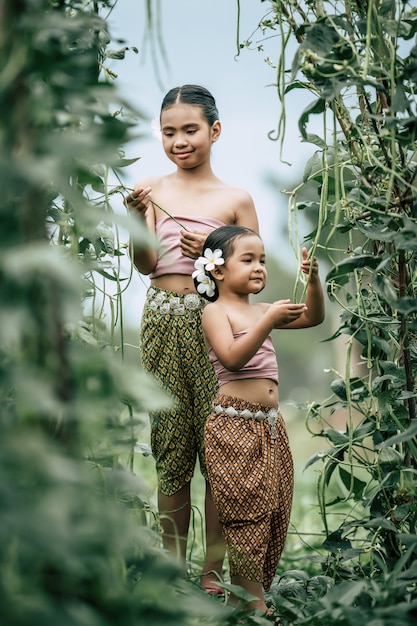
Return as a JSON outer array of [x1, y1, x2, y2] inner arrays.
[[219, 378, 279, 408], [151, 273, 195, 294]]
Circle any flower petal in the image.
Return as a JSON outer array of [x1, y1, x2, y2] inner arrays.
[[206, 283, 215, 297], [194, 257, 206, 270]]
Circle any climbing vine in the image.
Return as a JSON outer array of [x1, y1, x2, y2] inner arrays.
[[239, 1, 417, 622]]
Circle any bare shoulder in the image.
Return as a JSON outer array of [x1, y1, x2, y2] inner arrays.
[[134, 174, 166, 190], [214, 180, 259, 232], [202, 301, 222, 319], [202, 301, 230, 326], [216, 180, 253, 203]]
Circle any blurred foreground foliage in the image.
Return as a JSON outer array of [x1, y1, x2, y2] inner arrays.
[[0, 1, 249, 624]]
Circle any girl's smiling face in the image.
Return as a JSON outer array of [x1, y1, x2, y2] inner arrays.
[[219, 234, 267, 295], [160, 103, 220, 169]]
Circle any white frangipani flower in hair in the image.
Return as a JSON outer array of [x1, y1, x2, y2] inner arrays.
[[199, 248, 224, 271], [192, 248, 223, 298], [192, 257, 206, 279], [196, 274, 215, 298]]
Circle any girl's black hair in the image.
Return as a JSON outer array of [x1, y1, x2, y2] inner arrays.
[[194, 225, 259, 302], [161, 84, 219, 126]]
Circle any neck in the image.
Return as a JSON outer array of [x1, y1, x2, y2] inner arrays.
[[175, 160, 215, 182], [217, 290, 250, 305]]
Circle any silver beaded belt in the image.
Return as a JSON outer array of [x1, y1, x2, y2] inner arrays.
[[214, 404, 281, 439], [145, 287, 205, 316]]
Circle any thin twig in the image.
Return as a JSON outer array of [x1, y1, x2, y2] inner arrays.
[[149, 199, 190, 230]]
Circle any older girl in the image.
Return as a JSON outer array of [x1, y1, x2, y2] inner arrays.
[[125, 86, 259, 592]]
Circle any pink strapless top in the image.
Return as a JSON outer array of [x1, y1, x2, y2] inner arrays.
[[208, 330, 279, 386], [149, 215, 225, 279]]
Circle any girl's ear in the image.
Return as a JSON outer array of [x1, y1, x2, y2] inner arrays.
[[212, 265, 224, 280], [211, 120, 221, 143]]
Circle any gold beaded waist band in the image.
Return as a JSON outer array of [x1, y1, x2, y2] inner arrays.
[[145, 287, 206, 316], [213, 404, 281, 439]]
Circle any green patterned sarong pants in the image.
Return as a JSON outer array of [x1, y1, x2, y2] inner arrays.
[[140, 287, 218, 496]]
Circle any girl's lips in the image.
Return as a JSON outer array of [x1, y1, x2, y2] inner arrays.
[[175, 152, 192, 159]]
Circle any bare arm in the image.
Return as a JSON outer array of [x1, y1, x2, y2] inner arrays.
[[125, 185, 158, 274], [203, 300, 307, 371], [278, 248, 325, 329]]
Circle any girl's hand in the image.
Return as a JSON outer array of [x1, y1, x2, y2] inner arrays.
[[124, 187, 152, 219], [301, 247, 319, 278], [180, 229, 208, 259], [269, 299, 308, 326]]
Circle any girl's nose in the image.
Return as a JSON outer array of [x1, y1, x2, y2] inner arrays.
[[174, 134, 188, 147]]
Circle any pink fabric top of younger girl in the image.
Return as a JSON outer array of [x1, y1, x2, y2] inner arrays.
[[208, 330, 279, 386], [149, 215, 225, 279]]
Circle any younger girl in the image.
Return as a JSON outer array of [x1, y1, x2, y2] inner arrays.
[[125, 85, 259, 592], [193, 225, 325, 617]]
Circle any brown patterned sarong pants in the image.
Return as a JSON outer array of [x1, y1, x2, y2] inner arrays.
[[205, 393, 294, 591], [140, 287, 218, 496]]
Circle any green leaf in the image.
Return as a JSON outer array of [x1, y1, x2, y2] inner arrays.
[[301, 133, 325, 147], [392, 83, 412, 113], [361, 516, 398, 532], [299, 98, 326, 139], [378, 421, 417, 448], [323, 530, 352, 554], [303, 21, 341, 58], [395, 297, 417, 315], [323, 427, 349, 446], [330, 378, 347, 400], [372, 273, 398, 305], [96, 269, 128, 281], [304, 448, 333, 470], [357, 330, 392, 356], [379, 447, 404, 467], [339, 467, 367, 499], [303, 151, 324, 182], [284, 79, 311, 94], [323, 452, 344, 486], [353, 421, 375, 441], [383, 19, 412, 38], [320, 580, 366, 605], [112, 157, 141, 168], [327, 254, 382, 283]]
